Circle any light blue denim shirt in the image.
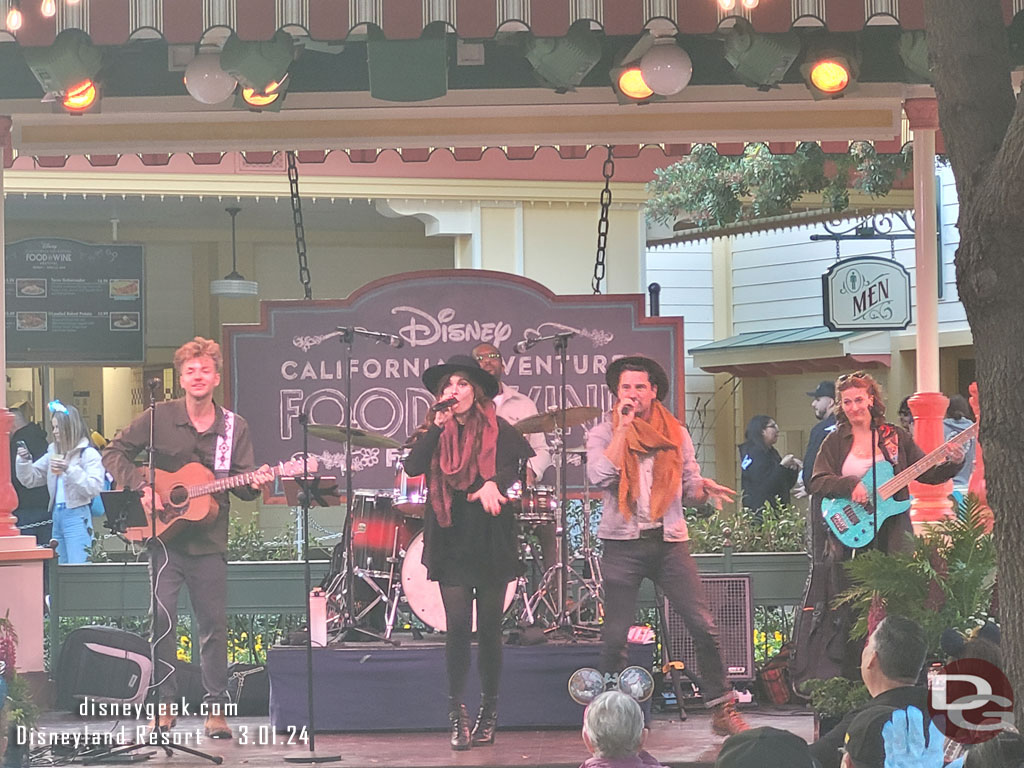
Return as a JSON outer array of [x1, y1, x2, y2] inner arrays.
[[586, 416, 709, 542]]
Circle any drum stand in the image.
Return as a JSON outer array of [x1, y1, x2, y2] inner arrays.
[[528, 433, 603, 633]]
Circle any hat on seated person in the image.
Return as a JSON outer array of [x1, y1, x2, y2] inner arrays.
[[422, 354, 499, 399], [807, 381, 836, 399], [843, 706, 900, 768], [605, 355, 670, 402], [715, 726, 816, 768]]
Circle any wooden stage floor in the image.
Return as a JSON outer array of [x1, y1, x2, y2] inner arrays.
[[29, 707, 815, 768]]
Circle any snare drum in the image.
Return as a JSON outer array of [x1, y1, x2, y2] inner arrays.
[[513, 485, 559, 526], [350, 492, 421, 579], [401, 532, 516, 632], [393, 459, 427, 519]]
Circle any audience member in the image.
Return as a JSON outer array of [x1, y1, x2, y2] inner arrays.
[[715, 726, 816, 768], [739, 415, 800, 523], [809, 616, 929, 768], [943, 394, 976, 492], [897, 396, 914, 435], [580, 691, 665, 768], [842, 705, 898, 768], [9, 400, 51, 547]]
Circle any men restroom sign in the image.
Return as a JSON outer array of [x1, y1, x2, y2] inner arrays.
[[822, 256, 912, 331]]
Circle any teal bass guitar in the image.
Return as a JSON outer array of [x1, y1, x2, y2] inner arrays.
[[821, 422, 977, 548]]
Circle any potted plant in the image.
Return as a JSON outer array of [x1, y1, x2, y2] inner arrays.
[[801, 676, 870, 738], [1, 614, 38, 768], [833, 497, 996, 656]]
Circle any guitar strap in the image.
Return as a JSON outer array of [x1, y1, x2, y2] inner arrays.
[[215, 408, 235, 478]]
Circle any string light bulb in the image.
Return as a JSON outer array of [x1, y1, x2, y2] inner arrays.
[[718, 0, 736, 11], [6, 3, 24, 31], [66, 0, 80, 3], [741, 0, 759, 8], [40, 0, 57, 18]]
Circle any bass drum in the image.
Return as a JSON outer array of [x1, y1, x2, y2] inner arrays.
[[401, 531, 516, 632]]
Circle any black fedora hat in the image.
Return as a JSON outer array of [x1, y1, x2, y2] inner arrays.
[[422, 354, 499, 399], [605, 355, 670, 401]]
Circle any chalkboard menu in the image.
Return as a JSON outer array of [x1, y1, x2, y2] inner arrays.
[[5, 238, 145, 364]]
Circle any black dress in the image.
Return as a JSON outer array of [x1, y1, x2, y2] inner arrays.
[[404, 418, 533, 587]]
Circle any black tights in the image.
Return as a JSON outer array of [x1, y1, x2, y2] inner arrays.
[[439, 582, 505, 701]]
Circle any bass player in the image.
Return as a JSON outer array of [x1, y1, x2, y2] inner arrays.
[[103, 336, 276, 740]]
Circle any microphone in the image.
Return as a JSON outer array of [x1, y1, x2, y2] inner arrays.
[[512, 330, 576, 354], [430, 397, 458, 412], [146, 377, 162, 390], [620, 402, 634, 416], [337, 326, 404, 349]]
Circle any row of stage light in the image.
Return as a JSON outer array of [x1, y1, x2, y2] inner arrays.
[[9, 18, 934, 115]]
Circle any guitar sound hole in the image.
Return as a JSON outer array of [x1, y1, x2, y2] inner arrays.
[[168, 485, 189, 506]]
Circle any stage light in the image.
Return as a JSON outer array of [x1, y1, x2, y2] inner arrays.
[[220, 30, 294, 105], [23, 29, 104, 113], [723, 18, 799, 90], [800, 37, 859, 99], [6, 3, 23, 32], [897, 30, 930, 81], [617, 66, 654, 100], [639, 38, 692, 96], [184, 51, 238, 104], [240, 86, 281, 108], [523, 21, 602, 92], [62, 79, 97, 112]]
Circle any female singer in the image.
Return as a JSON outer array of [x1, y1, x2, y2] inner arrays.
[[403, 354, 533, 750], [16, 400, 105, 563], [810, 371, 963, 555]]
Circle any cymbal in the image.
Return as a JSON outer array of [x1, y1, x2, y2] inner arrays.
[[514, 406, 602, 434], [307, 424, 401, 450]]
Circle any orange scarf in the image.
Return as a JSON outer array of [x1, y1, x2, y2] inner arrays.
[[615, 400, 683, 522]]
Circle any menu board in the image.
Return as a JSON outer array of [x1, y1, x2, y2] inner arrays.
[[5, 238, 145, 364]]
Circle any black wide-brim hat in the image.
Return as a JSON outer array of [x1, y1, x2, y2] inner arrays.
[[605, 355, 669, 401], [422, 354, 499, 399]]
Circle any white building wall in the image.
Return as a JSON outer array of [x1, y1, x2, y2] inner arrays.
[[645, 241, 716, 475]]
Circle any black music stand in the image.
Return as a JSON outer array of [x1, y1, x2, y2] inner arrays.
[[100, 490, 148, 534], [97, 381, 223, 765], [283, 415, 342, 764]]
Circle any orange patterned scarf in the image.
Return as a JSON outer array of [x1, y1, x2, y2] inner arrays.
[[429, 401, 498, 528], [615, 400, 683, 522]]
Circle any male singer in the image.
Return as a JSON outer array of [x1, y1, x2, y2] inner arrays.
[[586, 355, 748, 736]]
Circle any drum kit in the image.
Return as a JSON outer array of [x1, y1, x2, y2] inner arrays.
[[315, 405, 606, 641]]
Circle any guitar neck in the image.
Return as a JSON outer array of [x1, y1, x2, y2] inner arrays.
[[877, 422, 977, 499], [187, 463, 282, 499]]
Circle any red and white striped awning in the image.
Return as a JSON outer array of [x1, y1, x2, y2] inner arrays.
[[4, 0, 1018, 47]]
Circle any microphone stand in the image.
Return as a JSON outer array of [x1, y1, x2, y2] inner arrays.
[[284, 414, 341, 764], [97, 381, 223, 764], [871, 421, 879, 549]]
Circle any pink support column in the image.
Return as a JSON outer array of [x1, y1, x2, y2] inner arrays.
[[904, 99, 953, 529], [0, 116, 21, 539]]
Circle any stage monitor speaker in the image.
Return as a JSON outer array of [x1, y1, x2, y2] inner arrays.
[[662, 573, 755, 683]]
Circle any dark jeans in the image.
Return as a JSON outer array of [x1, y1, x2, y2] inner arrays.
[[149, 546, 229, 706], [600, 537, 732, 705]]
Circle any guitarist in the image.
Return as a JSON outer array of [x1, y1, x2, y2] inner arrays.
[[103, 336, 274, 740], [803, 371, 963, 678]]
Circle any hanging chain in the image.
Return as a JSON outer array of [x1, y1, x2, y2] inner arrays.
[[592, 145, 615, 294], [286, 150, 313, 300]]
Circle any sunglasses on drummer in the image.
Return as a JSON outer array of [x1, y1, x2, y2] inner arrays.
[[474, 352, 501, 361]]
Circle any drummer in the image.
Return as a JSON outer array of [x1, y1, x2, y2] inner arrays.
[[471, 343, 555, 574], [403, 354, 534, 751]]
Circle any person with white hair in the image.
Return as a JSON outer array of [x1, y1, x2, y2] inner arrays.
[[16, 400, 105, 564], [580, 691, 666, 768]]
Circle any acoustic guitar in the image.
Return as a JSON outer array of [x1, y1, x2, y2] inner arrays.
[[821, 422, 977, 548], [124, 458, 307, 542]]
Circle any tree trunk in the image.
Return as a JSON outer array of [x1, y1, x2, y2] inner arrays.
[[926, 0, 1024, 724]]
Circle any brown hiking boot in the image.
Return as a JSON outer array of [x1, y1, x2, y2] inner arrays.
[[204, 713, 233, 739], [711, 701, 749, 736]]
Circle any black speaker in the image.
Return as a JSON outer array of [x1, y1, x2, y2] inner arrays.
[[662, 573, 755, 683]]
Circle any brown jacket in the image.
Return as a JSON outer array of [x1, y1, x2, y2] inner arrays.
[[810, 422, 962, 553]]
